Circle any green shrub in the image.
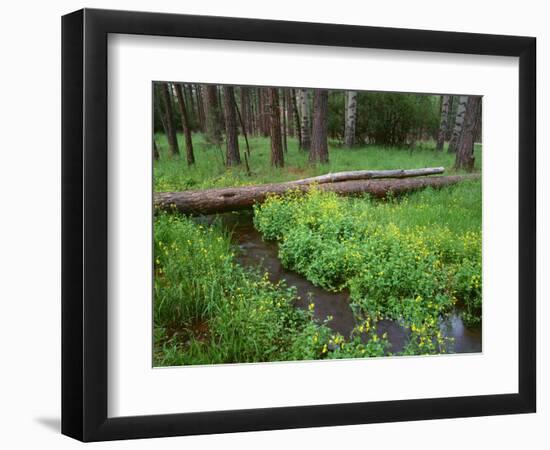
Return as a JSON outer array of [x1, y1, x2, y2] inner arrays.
[[254, 182, 481, 355]]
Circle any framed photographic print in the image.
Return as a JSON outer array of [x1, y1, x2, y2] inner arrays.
[[61, 8, 536, 442]]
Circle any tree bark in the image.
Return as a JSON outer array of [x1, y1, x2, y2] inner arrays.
[[474, 100, 482, 143], [344, 91, 358, 148], [268, 88, 284, 168], [222, 86, 241, 166], [455, 96, 481, 171], [436, 95, 451, 151], [291, 89, 302, 150], [299, 89, 311, 150], [154, 85, 168, 154], [448, 95, 468, 153], [293, 167, 444, 185], [309, 89, 329, 164], [234, 91, 250, 158], [184, 84, 195, 129], [159, 82, 180, 157], [257, 88, 269, 137], [285, 89, 294, 137], [281, 89, 288, 153], [445, 95, 455, 141], [155, 175, 477, 215], [240, 87, 253, 135], [204, 85, 222, 145], [153, 137, 159, 160], [195, 84, 206, 132], [174, 84, 195, 165]]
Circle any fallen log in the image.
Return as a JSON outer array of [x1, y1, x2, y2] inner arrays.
[[292, 167, 445, 185], [155, 174, 479, 216]]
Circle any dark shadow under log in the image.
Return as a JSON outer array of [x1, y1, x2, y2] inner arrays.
[[155, 174, 479, 216]]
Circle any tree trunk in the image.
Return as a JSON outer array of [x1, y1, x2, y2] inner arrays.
[[299, 89, 311, 151], [153, 137, 159, 160], [174, 84, 195, 165], [436, 94, 451, 151], [448, 95, 468, 153], [234, 91, 250, 158], [204, 85, 222, 145], [445, 95, 455, 141], [474, 100, 482, 143], [159, 82, 180, 157], [291, 89, 302, 150], [155, 175, 477, 215], [222, 86, 241, 166], [154, 85, 168, 155], [285, 89, 294, 137], [344, 91, 358, 148], [184, 84, 195, 129], [217, 87, 224, 129], [281, 89, 288, 153], [240, 87, 252, 136], [268, 88, 284, 168], [309, 89, 329, 164], [455, 96, 481, 171], [257, 88, 269, 137], [195, 84, 206, 132]]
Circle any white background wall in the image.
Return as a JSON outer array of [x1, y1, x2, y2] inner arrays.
[[0, 0, 546, 448]]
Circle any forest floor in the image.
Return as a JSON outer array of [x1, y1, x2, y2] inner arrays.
[[154, 133, 481, 192], [153, 134, 482, 366]]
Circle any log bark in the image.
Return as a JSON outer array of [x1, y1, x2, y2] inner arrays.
[[293, 167, 444, 185], [155, 174, 477, 215]]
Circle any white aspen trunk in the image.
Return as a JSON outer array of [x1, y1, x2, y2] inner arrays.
[[344, 91, 358, 148], [448, 95, 468, 153]]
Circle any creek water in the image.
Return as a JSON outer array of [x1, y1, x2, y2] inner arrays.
[[203, 211, 481, 355]]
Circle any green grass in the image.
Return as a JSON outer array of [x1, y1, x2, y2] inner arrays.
[[254, 181, 482, 354], [153, 133, 482, 364], [154, 132, 481, 192], [154, 213, 389, 366]]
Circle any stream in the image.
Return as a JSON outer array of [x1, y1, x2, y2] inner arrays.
[[202, 212, 482, 355]]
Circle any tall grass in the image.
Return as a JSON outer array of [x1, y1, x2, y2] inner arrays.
[[154, 213, 388, 366], [154, 133, 481, 192]]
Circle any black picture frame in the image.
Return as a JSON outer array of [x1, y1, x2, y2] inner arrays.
[[62, 8, 536, 442]]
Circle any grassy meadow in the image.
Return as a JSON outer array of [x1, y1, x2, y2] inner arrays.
[[153, 133, 482, 366]]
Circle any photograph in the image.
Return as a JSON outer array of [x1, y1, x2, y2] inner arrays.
[[152, 83, 482, 367]]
